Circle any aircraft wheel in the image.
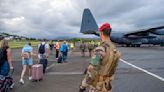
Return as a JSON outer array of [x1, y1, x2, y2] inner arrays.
[[160, 44, 164, 46], [126, 44, 130, 47], [131, 44, 135, 47], [136, 44, 141, 47], [121, 45, 124, 47]]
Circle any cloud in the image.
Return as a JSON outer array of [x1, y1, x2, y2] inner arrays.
[[0, 0, 164, 39]]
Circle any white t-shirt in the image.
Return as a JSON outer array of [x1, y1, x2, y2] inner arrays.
[[38, 42, 49, 59], [38, 42, 49, 49]]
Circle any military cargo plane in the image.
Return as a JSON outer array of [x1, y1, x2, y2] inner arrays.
[[80, 8, 164, 47]]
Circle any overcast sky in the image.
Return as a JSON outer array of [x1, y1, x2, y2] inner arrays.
[[0, 0, 164, 39]]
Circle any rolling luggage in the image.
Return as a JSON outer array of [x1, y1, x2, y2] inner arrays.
[[57, 55, 62, 63], [39, 59, 48, 74], [32, 64, 43, 81], [0, 75, 13, 92], [0, 70, 14, 92]]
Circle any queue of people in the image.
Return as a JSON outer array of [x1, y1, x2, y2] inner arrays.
[[0, 22, 121, 92], [0, 39, 71, 90]]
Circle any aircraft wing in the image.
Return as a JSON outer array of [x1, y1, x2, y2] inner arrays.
[[124, 26, 164, 38]]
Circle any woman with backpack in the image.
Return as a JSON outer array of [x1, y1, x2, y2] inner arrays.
[[0, 39, 14, 76]]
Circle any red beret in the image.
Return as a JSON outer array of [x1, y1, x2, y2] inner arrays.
[[99, 23, 111, 32]]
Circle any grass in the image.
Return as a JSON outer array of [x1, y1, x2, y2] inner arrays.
[[8, 40, 40, 49]]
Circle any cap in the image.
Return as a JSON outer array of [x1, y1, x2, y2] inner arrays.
[[99, 23, 111, 32]]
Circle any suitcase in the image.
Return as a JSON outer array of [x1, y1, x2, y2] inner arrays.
[[39, 59, 48, 74], [57, 55, 62, 63], [32, 64, 43, 81], [0, 69, 14, 92]]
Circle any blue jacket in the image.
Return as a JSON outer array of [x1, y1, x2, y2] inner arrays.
[[22, 44, 33, 53], [60, 44, 68, 52]]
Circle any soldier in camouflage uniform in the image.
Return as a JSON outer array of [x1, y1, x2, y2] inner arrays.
[[80, 42, 86, 57], [79, 23, 121, 92], [88, 42, 94, 57]]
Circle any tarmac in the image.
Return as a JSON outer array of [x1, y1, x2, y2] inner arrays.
[[10, 46, 164, 92]]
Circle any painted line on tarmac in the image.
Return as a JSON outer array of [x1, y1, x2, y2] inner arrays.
[[120, 59, 164, 82], [47, 72, 83, 75], [46, 63, 55, 70]]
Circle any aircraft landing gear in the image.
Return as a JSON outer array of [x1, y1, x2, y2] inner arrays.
[[131, 44, 135, 47], [136, 44, 141, 47], [126, 44, 130, 47], [126, 44, 141, 47], [160, 44, 164, 47], [121, 45, 124, 47]]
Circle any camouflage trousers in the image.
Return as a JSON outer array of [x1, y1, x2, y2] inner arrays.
[[80, 71, 112, 92]]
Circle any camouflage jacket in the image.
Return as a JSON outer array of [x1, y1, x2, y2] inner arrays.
[[99, 41, 121, 77], [89, 41, 121, 90]]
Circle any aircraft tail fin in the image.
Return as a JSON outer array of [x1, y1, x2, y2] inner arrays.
[[80, 8, 99, 35]]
